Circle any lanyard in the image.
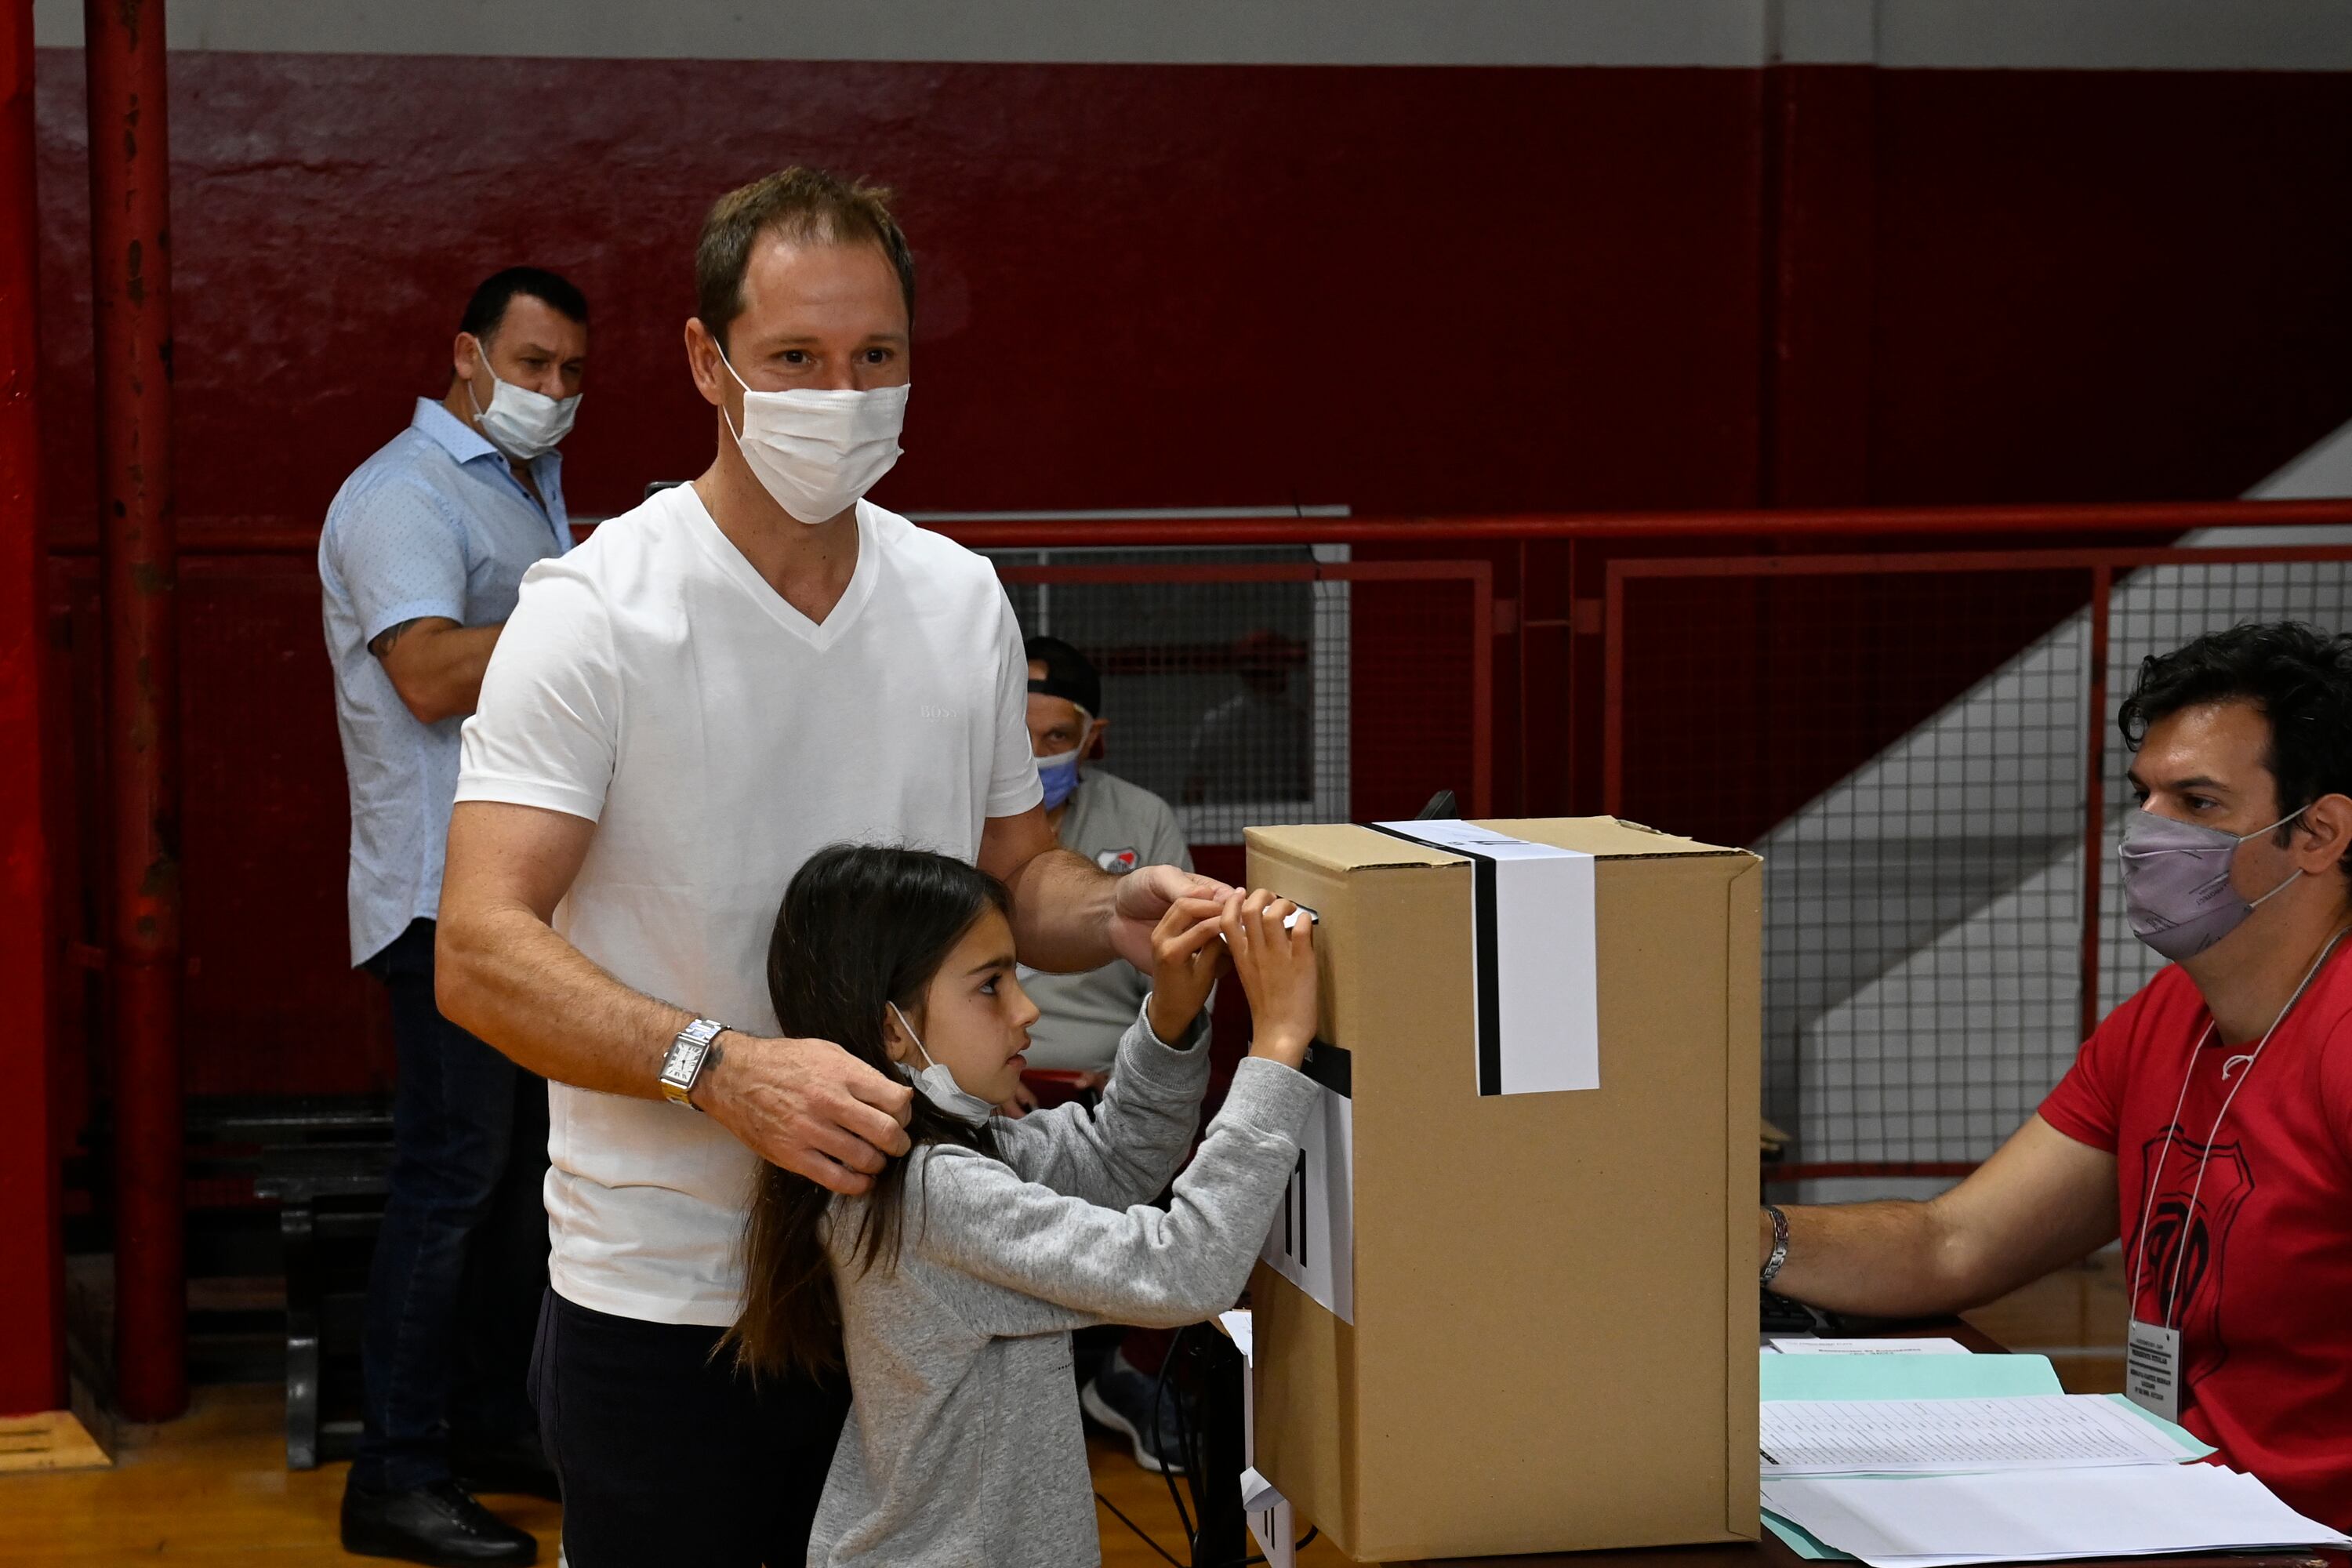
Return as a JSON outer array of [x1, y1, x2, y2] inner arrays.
[[2129, 924, 2350, 1329]]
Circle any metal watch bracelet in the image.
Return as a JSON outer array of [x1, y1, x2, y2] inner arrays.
[[1759, 1202, 1791, 1287], [659, 1017, 729, 1110]]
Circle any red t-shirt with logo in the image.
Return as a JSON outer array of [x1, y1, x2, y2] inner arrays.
[[2039, 943, 2352, 1528]]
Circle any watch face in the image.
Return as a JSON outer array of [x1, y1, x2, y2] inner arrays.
[[662, 1040, 697, 1083]]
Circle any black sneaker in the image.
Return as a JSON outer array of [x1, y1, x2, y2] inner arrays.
[[339, 1479, 539, 1566], [1080, 1347, 1189, 1474]]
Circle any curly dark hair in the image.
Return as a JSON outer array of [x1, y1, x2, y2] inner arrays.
[[2118, 620, 2352, 880]]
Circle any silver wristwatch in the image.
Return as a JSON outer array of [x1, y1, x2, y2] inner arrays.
[[1759, 1203, 1791, 1287], [659, 1018, 729, 1110]]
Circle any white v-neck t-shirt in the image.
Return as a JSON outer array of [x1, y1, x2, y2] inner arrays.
[[456, 485, 1042, 1326]]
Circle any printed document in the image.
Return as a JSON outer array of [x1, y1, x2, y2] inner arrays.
[[1759, 1395, 2201, 1475]]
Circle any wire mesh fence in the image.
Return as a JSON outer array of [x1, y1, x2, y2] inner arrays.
[[1605, 544, 2352, 1183], [988, 547, 1491, 848], [989, 536, 2350, 1178], [2096, 555, 2352, 1020]]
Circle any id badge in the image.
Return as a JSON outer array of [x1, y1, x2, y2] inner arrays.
[[2125, 1317, 2182, 1423]]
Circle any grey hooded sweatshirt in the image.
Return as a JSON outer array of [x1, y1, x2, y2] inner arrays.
[[807, 1004, 1316, 1568]]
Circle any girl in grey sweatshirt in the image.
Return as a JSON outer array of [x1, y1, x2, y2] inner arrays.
[[731, 844, 1321, 1568]]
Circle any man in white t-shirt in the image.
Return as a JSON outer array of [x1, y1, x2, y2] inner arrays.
[[436, 169, 1229, 1568]]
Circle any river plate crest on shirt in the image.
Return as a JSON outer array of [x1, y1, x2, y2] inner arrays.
[[2131, 1127, 2255, 1386]]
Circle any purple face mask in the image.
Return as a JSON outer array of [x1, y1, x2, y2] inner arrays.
[[2118, 805, 2307, 962]]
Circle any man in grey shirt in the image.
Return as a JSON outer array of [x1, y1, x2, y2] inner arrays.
[[1016, 637, 1196, 1076], [1015, 637, 1213, 1475]]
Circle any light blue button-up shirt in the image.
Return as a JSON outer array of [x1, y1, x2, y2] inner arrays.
[[320, 397, 573, 966]]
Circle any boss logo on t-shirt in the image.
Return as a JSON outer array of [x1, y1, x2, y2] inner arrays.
[[920, 703, 958, 722], [1096, 848, 1138, 873]]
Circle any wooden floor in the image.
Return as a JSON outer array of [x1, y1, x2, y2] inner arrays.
[[0, 1382, 560, 1566], [2, 1254, 2125, 1567]]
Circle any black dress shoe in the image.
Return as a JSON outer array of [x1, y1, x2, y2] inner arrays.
[[340, 1479, 539, 1566], [452, 1436, 561, 1502]]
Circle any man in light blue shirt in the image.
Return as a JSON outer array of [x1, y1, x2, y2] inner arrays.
[[319, 267, 586, 1566]]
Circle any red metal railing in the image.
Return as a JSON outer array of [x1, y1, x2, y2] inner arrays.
[[1600, 534, 2352, 1181], [39, 495, 2352, 556], [1602, 542, 2352, 1016], [26, 493, 2352, 1377]]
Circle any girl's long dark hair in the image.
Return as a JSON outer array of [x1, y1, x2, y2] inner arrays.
[[725, 844, 1011, 1381]]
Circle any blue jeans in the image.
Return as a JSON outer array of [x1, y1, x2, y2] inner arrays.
[[351, 919, 550, 1493]]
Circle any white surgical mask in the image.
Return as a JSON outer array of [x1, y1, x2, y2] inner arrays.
[[467, 361, 579, 461], [719, 349, 907, 524], [888, 1002, 996, 1127]]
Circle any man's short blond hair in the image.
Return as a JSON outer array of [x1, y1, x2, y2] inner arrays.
[[695, 167, 915, 352]]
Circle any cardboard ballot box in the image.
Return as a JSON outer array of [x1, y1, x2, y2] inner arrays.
[[1246, 818, 1762, 1563]]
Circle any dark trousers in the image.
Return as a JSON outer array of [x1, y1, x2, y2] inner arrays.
[[352, 918, 551, 1493], [532, 1289, 851, 1566]]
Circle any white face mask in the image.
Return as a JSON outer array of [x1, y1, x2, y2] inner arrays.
[[718, 348, 907, 524], [888, 1002, 995, 1127], [467, 358, 579, 461]]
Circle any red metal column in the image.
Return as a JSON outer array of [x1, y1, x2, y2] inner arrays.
[[86, 0, 184, 1421], [0, 0, 65, 1419]]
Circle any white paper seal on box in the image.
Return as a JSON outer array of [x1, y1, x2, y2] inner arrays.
[[1370, 819, 1600, 1095]]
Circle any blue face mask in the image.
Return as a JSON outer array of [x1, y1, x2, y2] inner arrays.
[[1035, 707, 1090, 810], [1036, 747, 1082, 811]]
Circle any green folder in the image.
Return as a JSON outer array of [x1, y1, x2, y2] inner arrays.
[[1763, 1511, 1854, 1561], [1759, 1349, 2063, 1403]]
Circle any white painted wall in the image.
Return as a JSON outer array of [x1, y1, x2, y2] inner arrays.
[[2243, 415, 2352, 508], [31, 0, 2352, 69]]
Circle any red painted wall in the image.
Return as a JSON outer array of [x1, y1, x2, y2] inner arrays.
[[1867, 71, 2352, 503], [32, 57, 1769, 525], [24, 53, 2352, 1109]]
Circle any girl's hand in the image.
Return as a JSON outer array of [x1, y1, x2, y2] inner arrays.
[[1145, 897, 1229, 1047], [1223, 890, 1318, 1070]]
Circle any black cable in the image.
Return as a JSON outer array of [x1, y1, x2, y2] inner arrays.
[[1152, 1325, 1196, 1547], [1123, 1321, 1305, 1568], [1094, 1490, 1187, 1567], [1165, 1323, 1288, 1568]]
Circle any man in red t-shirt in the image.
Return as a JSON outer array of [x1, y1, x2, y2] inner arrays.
[[1762, 622, 2352, 1527]]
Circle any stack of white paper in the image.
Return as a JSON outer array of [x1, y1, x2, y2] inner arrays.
[[1759, 1395, 2201, 1476], [1763, 1466, 2350, 1568]]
